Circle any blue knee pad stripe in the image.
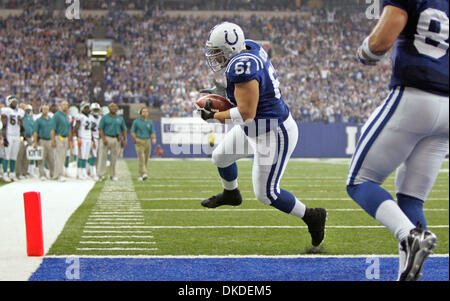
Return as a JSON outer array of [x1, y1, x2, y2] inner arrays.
[[397, 193, 427, 229], [218, 163, 238, 182], [348, 87, 404, 185]]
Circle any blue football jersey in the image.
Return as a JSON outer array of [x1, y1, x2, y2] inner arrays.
[[383, 0, 449, 96], [225, 40, 290, 135]]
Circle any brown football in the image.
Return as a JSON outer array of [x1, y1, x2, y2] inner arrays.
[[195, 94, 233, 112]]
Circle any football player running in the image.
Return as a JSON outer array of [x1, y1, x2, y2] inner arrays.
[[198, 22, 327, 248], [348, 0, 448, 281], [1, 95, 25, 182]]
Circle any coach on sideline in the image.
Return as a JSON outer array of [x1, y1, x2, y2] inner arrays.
[[97, 103, 127, 182], [16, 104, 34, 179], [33, 104, 56, 180], [52, 100, 71, 181], [131, 106, 157, 181]]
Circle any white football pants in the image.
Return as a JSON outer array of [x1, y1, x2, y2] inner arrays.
[[212, 114, 298, 205], [347, 86, 449, 201]]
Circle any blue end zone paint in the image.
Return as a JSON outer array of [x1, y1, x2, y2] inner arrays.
[[29, 257, 449, 281]]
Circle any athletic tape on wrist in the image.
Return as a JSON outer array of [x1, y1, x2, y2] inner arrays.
[[229, 107, 244, 124], [362, 36, 385, 61]]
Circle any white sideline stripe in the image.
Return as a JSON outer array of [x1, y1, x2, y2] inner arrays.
[[135, 179, 351, 182], [79, 241, 156, 244], [141, 158, 446, 163], [138, 208, 448, 212], [132, 189, 450, 194], [45, 254, 449, 259], [76, 248, 158, 251], [135, 176, 349, 180], [139, 197, 449, 201], [82, 236, 154, 239], [83, 225, 449, 229], [132, 183, 448, 188]]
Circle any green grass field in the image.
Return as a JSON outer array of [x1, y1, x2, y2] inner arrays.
[[48, 158, 449, 256]]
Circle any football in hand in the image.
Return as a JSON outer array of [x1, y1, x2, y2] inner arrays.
[[195, 94, 232, 112]]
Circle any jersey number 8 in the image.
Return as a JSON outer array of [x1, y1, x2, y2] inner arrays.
[[414, 8, 449, 59]]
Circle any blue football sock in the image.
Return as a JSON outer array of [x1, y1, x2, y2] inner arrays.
[[347, 182, 394, 218], [271, 189, 296, 214], [218, 163, 238, 182], [218, 163, 238, 191], [397, 193, 427, 229]]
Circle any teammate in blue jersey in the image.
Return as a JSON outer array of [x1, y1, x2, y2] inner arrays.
[[350, 0, 448, 281], [197, 22, 327, 248]]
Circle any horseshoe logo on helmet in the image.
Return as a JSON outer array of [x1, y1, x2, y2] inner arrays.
[[224, 29, 239, 46]]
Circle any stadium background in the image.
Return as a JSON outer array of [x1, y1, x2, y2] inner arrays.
[[0, 0, 391, 159], [0, 0, 448, 283]]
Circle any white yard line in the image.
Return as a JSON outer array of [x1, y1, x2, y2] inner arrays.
[[0, 167, 95, 281], [79, 241, 156, 244], [83, 225, 449, 229], [76, 248, 158, 251], [136, 208, 448, 212], [81, 236, 154, 239], [83, 230, 153, 234], [83, 161, 157, 250], [45, 253, 449, 259]]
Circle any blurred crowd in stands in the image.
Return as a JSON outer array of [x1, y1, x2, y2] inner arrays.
[[1, 0, 366, 11], [0, 0, 392, 123]]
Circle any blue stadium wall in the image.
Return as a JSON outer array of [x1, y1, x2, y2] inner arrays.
[[123, 122, 363, 158]]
